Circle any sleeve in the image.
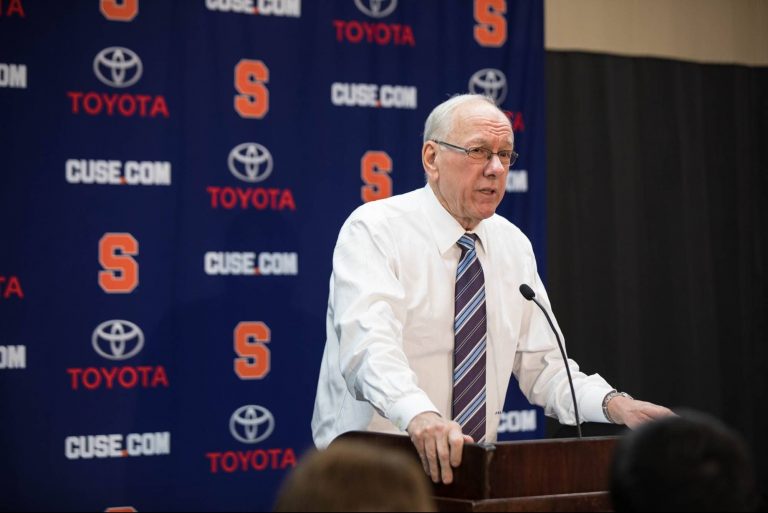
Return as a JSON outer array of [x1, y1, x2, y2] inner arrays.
[[332, 215, 439, 431], [512, 260, 614, 425]]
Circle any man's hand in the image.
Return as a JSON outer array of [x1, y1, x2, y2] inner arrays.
[[406, 412, 473, 485], [608, 396, 676, 429]]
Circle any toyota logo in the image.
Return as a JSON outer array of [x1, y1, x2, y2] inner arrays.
[[468, 68, 508, 106], [229, 405, 275, 444], [228, 143, 274, 183], [93, 47, 143, 88], [354, 0, 398, 18], [92, 320, 144, 361]]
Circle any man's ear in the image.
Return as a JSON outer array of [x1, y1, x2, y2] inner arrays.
[[422, 141, 438, 181]]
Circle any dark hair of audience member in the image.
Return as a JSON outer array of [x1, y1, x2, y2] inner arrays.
[[610, 410, 758, 512]]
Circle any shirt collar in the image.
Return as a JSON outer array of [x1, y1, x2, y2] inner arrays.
[[422, 184, 488, 256]]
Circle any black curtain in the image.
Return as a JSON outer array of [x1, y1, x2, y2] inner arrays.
[[546, 51, 768, 489]]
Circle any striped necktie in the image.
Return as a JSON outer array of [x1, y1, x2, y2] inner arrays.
[[452, 233, 487, 443]]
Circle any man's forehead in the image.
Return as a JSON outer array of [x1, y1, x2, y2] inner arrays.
[[453, 103, 512, 136], [455, 118, 514, 145]]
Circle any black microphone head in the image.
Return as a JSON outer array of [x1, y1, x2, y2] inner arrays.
[[519, 284, 536, 301]]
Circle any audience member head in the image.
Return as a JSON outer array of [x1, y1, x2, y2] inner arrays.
[[273, 439, 436, 512], [610, 409, 757, 512]]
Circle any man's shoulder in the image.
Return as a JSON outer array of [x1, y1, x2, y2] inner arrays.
[[346, 188, 424, 225], [486, 213, 528, 238], [485, 213, 534, 251]]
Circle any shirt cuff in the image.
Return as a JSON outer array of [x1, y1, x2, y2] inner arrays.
[[579, 383, 616, 423], [388, 393, 441, 432]]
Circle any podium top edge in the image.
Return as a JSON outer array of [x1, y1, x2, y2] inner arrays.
[[335, 431, 621, 452], [488, 435, 621, 446]]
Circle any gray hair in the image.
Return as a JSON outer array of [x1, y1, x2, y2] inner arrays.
[[423, 94, 506, 143]]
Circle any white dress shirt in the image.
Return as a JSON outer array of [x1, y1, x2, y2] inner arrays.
[[312, 185, 614, 448]]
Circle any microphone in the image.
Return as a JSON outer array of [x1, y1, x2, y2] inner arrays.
[[519, 284, 582, 438]]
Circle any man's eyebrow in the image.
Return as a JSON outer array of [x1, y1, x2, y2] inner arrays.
[[466, 138, 514, 148]]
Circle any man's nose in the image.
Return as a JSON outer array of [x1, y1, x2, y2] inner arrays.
[[484, 154, 506, 176]]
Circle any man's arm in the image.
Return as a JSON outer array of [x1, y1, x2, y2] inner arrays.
[[333, 216, 467, 483], [513, 273, 674, 427], [333, 217, 434, 427]]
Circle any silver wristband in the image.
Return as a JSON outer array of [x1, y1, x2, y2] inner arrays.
[[602, 390, 633, 424]]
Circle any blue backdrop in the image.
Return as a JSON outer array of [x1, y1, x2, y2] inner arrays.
[[0, 1, 546, 510]]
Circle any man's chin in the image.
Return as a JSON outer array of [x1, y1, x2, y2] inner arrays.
[[470, 210, 497, 225], [477, 203, 501, 220]]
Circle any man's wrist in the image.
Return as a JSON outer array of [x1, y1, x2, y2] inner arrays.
[[390, 395, 441, 432], [602, 390, 633, 424], [406, 411, 443, 433]]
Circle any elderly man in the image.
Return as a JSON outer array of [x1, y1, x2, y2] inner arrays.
[[312, 94, 672, 485]]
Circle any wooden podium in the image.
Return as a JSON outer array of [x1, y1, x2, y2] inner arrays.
[[336, 431, 619, 512]]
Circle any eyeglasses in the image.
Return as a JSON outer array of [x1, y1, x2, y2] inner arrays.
[[432, 139, 519, 168]]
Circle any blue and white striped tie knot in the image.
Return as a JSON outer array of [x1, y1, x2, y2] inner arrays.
[[458, 233, 477, 252]]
